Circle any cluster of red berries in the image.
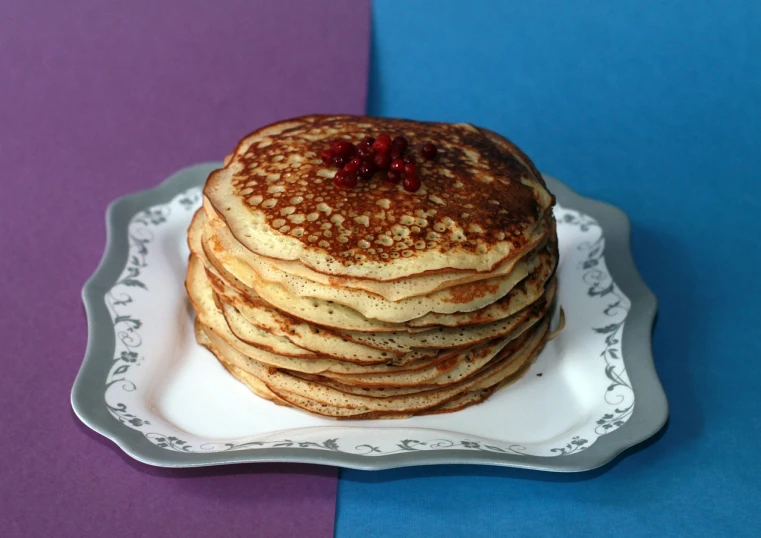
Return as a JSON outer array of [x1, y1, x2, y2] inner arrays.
[[320, 134, 438, 192]]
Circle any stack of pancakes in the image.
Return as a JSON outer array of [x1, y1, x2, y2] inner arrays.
[[186, 115, 558, 419]]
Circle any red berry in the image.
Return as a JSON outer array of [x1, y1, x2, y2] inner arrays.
[[331, 140, 355, 157], [421, 142, 437, 160], [374, 153, 391, 169], [403, 162, 416, 177], [332, 154, 349, 168], [357, 143, 375, 159], [391, 136, 408, 153], [361, 136, 375, 146], [345, 158, 362, 173], [333, 170, 346, 186], [358, 162, 375, 179], [403, 154, 416, 164], [386, 169, 402, 183], [372, 133, 392, 153], [343, 172, 358, 188], [390, 159, 405, 172], [402, 175, 421, 192], [320, 149, 334, 165], [389, 149, 403, 161]]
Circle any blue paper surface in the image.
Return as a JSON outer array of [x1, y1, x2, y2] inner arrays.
[[337, 1, 761, 536]]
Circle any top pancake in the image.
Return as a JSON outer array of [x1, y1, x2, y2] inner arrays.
[[205, 115, 554, 280]]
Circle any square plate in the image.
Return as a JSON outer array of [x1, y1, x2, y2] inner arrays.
[[72, 163, 667, 471]]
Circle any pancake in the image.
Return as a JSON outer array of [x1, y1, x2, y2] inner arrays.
[[204, 116, 554, 279], [186, 115, 559, 419]]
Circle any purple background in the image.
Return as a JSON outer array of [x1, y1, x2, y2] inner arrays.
[[0, 1, 369, 536]]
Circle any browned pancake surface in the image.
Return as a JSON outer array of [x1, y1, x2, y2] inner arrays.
[[206, 115, 552, 275]]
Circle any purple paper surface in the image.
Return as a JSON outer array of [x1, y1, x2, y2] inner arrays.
[[0, 1, 369, 536]]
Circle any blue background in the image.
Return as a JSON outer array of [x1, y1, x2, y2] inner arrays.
[[336, 1, 761, 536]]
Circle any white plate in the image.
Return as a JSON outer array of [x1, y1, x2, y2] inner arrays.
[[72, 163, 667, 470]]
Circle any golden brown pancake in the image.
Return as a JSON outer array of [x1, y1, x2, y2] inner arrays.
[[204, 115, 554, 279]]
